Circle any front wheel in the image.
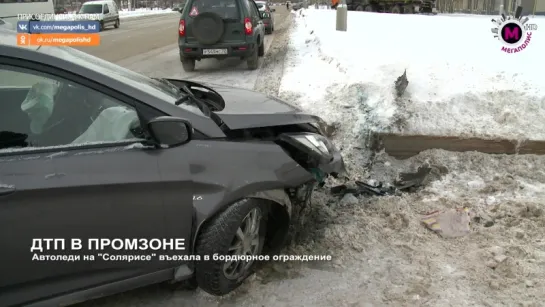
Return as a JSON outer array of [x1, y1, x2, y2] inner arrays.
[[195, 199, 268, 295], [364, 4, 375, 11], [114, 18, 120, 28], [391, 5, 403, 13], [99, 21, 105, 31]]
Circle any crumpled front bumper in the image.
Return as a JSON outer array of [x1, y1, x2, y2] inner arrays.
[[317, 148, 346, 177]]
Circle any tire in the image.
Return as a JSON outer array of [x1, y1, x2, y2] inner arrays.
[[404, 5, 414, 13], [391, 5, 402, 13], [114, 18, 120, 28], [247, 45, 259, 70], [181, 56, 196, 72], [195, 199, 268, 296], [99, 21, 105, 31], [364, 4, 374, 11], [258, 41, 265, 57], [192, 12, 225, 45], [355, 5, 363, 10]]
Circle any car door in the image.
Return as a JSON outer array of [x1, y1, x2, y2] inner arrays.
[[103, 4, 111, 24], [0, 63, 191, 306]]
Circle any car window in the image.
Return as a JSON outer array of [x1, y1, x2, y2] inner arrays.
[[32, 45, 205, 116], [189, 0, 240, 19], [255, 2, 265, 10], [241, 0, 251, 12], [79, 4, 103, 14], [0, 66, 143, 153], [0, 30, 206, 116], [249, 0, 259, 17], [104, 4, 110, 13]]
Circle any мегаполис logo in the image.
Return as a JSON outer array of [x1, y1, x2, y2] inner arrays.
[[491, 5, 537, 53]]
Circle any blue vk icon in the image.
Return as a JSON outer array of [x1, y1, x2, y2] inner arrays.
[[17, 21, 29, 33]]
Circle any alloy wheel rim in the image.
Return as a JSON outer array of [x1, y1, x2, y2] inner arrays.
[[223, 207, 262, 280]]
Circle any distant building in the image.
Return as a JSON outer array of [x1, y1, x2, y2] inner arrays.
[[452, 0, 544, 15], [521, 0, 545, 15]]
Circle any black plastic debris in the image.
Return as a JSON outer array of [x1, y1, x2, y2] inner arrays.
[[394, 69, 409, 98], [394, 163, 432, 190], [330, 163, 433, 197], [330, 181, 397, 197]]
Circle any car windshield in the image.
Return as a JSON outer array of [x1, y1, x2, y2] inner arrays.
[[255, 2, 265, 9], [0, 31, 207, 116], [79, 4, 103, 13], [190, 0, 239, 19]]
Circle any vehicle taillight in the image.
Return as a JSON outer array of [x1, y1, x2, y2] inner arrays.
[[179, 19, 185, 36], [244, 17, 252, 35]]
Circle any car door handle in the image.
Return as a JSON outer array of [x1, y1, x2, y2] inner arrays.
[[0, 185, 16, 196]]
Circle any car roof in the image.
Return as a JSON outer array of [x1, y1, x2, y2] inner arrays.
[[82, 1, 109, 4]]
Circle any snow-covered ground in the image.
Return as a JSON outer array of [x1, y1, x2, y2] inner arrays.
[[118, 8, 176, 19], [253, 8, 545, 307], [280, 9, 545, 141], [63, 8, 175, 19]]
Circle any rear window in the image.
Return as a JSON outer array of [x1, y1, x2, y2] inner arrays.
[[79, 4, 103, 14], [188, 0, 240, 19]]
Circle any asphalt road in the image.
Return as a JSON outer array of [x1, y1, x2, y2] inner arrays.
[[79, 13, 181, 63], [80, 10, 287, 89]]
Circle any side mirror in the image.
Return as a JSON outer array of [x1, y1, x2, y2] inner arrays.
[[260, 12, 267, 18], [147, 116, 193, 147]]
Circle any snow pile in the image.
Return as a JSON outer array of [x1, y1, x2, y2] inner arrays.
[[261, 8, 545, 307], [280, 9, 545, 142], [119, 8, 176, 19], [58, 8, 175, 19]]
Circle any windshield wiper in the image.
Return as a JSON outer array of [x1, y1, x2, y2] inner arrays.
[[174, 83, 212, 117]]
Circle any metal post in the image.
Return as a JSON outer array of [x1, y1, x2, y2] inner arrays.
[[533, 0, 537, 16], [336, 0, 347, 31]]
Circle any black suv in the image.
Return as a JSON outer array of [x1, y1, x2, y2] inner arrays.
[[178, 0, 266, 71]]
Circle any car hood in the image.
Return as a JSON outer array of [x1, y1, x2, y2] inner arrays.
[[201, 83, 321, 130]]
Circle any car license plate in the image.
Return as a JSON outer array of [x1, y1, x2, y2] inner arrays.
[[203, 49, 228, 55]]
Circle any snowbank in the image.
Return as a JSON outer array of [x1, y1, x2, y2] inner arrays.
[[280, 9, 545, 141], [61, 8, 175, 19], [119, 8, 176, 19], [270, 8, 545, 307]]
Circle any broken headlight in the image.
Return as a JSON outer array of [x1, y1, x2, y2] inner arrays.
[[278, 133, 335, 165]]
